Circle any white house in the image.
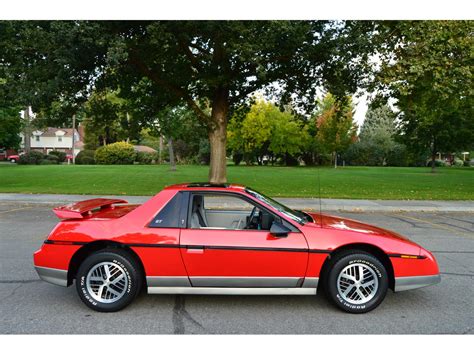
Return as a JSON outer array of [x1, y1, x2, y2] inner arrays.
[[20, 127, 83, 157]]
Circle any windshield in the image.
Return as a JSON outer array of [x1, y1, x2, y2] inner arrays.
[[245, 188, 310, 225]]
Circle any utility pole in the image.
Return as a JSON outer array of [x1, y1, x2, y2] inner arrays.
[[72, 114, 76, 164]]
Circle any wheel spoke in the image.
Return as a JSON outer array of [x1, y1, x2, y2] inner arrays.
[[341, 272, 357, 282], [362, 280, 375, 288], [337, 262, 379, 305], [342, 285, 355, 296], [86, 262, 128, 304], [104, 264, 111, 279], [355, 287, 366, 300], [96, 285, 105, 298], [110, 274, 125, 285], [89, 276, 104, 282]]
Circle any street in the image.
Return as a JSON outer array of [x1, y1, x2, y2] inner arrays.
[[0, 202, 473, 334]]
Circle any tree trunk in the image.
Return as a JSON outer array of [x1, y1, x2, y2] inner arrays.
[[158, 135, 163, 164], [23, 107, 31, 153], [430, 137, 436, 173], [334, 151, 338, 169], [208, 89, 229, 184], [168, 137, 176, 171]]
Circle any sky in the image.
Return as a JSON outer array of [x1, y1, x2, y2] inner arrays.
[[353, 93, 369, 128]]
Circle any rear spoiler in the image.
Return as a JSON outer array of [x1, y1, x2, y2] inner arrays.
[[53, 198, 128, 219]]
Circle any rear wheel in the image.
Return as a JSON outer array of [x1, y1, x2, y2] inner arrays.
[[76, 249, 142, 312], [10, 158, 16, 163], [325, 251, 388, 314]]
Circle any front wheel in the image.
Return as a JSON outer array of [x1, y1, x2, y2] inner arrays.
[[326, 251, 388, 314], [76, 249, 142, 312]]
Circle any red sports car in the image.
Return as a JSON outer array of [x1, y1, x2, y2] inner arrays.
[[33, 183, 440, 313]]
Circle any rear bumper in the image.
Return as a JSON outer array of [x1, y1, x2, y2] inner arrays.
[[394, 274, 441, 292], [35, 266, 68, 287]]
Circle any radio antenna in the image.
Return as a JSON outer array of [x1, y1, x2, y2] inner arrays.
[[317, 161, 322, 227]]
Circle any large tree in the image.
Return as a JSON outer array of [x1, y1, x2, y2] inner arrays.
[[314, 93, 357, 167], [1, 21, 375, 182], [358, 104, 399, 165], [374, 21, 474, 172], [0, 106, 22, 150], [227, 99, 308, 165]]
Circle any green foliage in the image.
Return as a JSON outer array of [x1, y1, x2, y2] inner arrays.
[[135, 151, 156, 165], [94, 142, 136, 165], [45, 154, 60, 164], [48, 150, 66, 163], [198, 139, 211, 165], [227, 100, 308, 165], [427, 159, 447, 167], [314, 93, 357, 160], [0, 106, 22, 149], [18, 151, 45, 165], [385, 143, 408, 167], [75, 150, 96, 165], [344, 104, 407, 166], [375, 21, 474, 168]]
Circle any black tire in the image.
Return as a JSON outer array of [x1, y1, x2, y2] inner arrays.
[[75, 249, 142, 312], [325, 251, 388, 314]]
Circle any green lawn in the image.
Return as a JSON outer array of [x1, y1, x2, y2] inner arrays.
[[0, 164, 473, 200]]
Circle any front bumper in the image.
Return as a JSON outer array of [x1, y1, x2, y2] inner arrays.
[[394, 274, 441, 292], [35, 266, 68, 287]]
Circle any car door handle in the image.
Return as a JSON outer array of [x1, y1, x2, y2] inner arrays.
[[186, 246, 204, 254]]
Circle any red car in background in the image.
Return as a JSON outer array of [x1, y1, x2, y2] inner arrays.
[[33, 183, 440, 313], [7, 154, 20, 163]]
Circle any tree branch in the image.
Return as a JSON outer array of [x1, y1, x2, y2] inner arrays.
[[175, 36, 203, 72], [127, 50, 211, 125]]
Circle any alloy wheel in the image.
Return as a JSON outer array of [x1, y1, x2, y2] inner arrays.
[[86, 262, 128, 303], [336, 263, 379, 304]]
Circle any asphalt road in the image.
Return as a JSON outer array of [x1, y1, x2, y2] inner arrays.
[[0, 202, 473, 334]]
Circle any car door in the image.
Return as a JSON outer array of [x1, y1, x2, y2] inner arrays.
[[179, 192, 309, 288]]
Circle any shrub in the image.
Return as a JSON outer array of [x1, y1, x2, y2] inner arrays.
[[95, 142, 136, 165], [39, 159, 56, 165], [45, 154, 60, 164], [135, 151, 155, 164], [452, 158, 464, 167], [18, 151, 45, 165], [232, 151, 243, 166], [198, 138, 210, 165], [76, 150, 96, 165], [427, 159, 447, 167], [48, 150, 66, 162]]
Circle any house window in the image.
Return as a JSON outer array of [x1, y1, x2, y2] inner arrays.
[[58, 136, 62, 142], [35, 136, 40, 142]]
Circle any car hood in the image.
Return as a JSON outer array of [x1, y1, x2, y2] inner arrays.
[[306, 212, 415, 243]]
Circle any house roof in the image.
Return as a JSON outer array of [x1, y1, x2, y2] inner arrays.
[[38, 127, 77, 137], [133, 145, 157, 153]]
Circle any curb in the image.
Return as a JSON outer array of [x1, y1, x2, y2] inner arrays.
[[1, 193, 473, 213]]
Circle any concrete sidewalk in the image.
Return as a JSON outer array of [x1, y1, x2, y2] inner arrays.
[[0, 193, 473, 212]]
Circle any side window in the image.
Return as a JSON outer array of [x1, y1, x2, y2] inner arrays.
[[149, 192, 184, 228], [189, 193, 278, 231]]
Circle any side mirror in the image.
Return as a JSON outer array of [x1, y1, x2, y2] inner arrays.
[[270, 221, 290, 238]]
